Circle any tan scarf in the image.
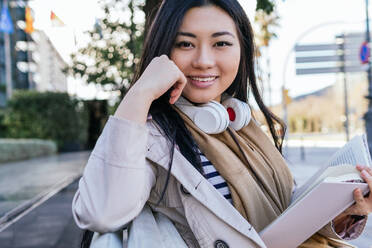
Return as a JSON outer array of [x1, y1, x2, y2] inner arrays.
[[174, 107, 353, 248]]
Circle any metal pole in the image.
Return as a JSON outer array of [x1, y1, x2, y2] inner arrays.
[[282, 85, 289, 154], [340, 34, 350, 141], [364, 0, 372, 155], [3, 0, 12, 100]]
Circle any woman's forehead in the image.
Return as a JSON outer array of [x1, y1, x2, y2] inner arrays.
[[178, 5, 238, 36]]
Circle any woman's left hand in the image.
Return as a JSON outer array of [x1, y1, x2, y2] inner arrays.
[[340, 165, 372, 217]]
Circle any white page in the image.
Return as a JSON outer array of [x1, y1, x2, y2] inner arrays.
[[292, 135, 370, 202]]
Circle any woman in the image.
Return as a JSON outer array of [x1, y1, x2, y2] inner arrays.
[[73, 0, 372, 247]]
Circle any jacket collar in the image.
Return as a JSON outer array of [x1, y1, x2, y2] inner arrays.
[[145, 123, 265, 247]]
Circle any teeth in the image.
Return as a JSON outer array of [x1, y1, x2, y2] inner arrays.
[[190, 77, 216, 82]]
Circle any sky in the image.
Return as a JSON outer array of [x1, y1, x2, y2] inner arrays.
[[28, 0, 371, 103]]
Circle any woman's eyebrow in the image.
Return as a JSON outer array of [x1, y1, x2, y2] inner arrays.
[[211, 31, 235, 38], [177, 32, 196, 38], [176, 31, 235, 39]]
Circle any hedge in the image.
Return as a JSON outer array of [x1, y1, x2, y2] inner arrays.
[[0, 139, 57, 163], [3, 91, 88, 151]]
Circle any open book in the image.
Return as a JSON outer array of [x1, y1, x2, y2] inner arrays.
[[260, 135, 371, 248]]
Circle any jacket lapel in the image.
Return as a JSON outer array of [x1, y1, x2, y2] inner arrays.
[[146, 130, 265, 247]]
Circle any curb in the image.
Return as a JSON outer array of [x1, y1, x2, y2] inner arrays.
[[0, 174, 80, 232]]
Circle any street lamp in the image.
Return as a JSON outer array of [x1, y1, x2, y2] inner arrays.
[[363, 0, 372, 155], [281, 21, 352, 150]]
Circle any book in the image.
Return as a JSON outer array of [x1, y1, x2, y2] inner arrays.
[[259, 135, 371, 248]]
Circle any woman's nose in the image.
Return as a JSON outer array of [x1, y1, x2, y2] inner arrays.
[[191, 46, 215, 69]]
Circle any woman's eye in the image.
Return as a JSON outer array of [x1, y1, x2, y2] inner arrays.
[[175, 41, 194, 48], [214, 41, 233, 47]]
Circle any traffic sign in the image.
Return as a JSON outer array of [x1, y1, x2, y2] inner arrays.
[[360, 41, 370, 64]]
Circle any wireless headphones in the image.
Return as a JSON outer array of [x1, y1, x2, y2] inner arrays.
[[175, 96, 251, 134]]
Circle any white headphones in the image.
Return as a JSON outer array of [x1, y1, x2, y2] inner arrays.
[[175, 96, 251, 134]]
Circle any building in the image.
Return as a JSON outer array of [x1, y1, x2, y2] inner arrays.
[[0, 1, 68, 106], [0, 0, 32, 106], [31, 30, 68, 92]]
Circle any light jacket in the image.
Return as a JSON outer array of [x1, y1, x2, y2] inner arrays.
[[72, 116, 365, 248]]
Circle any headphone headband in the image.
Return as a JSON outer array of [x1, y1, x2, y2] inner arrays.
[[175, 96, 251, 134]]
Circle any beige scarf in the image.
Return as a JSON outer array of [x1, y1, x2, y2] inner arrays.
[[175, 107, 353, 248]]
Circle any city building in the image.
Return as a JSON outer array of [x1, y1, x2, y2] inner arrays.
[[31, 30, 68, 92]]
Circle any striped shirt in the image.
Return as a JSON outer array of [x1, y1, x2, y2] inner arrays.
[[199, 151, 233, 204]]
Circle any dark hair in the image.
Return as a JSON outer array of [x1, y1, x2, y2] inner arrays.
[[81, 0, 285, 246]]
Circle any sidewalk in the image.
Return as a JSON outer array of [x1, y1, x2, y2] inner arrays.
[[0, 180, 83, 248], [0, 151, 90, 219], [0, 152, 90, 247]]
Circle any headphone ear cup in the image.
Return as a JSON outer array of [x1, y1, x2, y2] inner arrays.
[[208, 101, 229, 132], [243, 102, 252, 126], [222, 98, 250, 131], [175, 97, 230, 134], [193, 104, 224, 134]]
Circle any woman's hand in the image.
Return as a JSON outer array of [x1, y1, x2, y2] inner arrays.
[[335, 165, 372, 222], [114, 55, 187, 124], [135, 54, 188, 104]]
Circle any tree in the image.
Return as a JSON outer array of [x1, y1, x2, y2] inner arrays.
[[67, 0, 145, 96], [254, 9, 280, 106], [256, 0, 276, 14], [66, 0, 278, 99]]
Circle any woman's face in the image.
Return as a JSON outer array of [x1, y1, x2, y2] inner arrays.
[[170, 5, 241, 103]]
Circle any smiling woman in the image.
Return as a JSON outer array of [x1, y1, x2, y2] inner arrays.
[[171, 6, 241, 103], [72, 1, 371, 248]]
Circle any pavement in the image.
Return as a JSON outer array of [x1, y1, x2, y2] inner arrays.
[[0, 152, 90, 247], [0, 146, 370, 247]]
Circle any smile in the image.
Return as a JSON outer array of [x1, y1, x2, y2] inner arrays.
[[188, 76, 219, 88]]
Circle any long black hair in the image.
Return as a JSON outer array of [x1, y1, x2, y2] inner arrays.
[[81, 0, 285, 246]]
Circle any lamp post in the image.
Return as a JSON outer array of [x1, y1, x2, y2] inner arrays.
[[281, 21, 351, 152], [364, 0, 372, 155], [2, 0, 12, 100]]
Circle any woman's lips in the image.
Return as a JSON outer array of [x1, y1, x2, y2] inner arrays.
[[188, 76, 218, 88]]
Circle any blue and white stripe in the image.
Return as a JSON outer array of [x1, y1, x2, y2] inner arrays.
[[199, 152, 232, 203]]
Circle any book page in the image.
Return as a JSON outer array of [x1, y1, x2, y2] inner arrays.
[[291, 165, 361, 206], [292, 135, 371, 202], [326, 135, 372, 167]]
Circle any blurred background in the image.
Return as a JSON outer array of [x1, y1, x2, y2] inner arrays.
[[0, 0, 371, 247]]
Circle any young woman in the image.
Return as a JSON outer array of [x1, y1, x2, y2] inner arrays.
[[73, 0, 372, 247]]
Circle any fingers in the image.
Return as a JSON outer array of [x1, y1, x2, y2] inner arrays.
[[354, 188, 365, 205], [351, 188, 370, 216], [169, 62, 188, 105], [169, 77, 187, 104], [361, 169, 372, 190], [357, 165, 372, 173]]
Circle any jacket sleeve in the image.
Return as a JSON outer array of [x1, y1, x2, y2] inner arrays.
[[318, 215, 368, 240], [72, 115, 157, 233]]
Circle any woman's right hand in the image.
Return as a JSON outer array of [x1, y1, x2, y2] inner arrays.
[[114, 55, 187, 124], [135, 55, 188, 104]]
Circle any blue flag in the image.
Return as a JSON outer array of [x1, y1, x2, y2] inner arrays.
[[0, 6, 13, 33]]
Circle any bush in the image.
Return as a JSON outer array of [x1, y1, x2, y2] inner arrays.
[[3, 91, 88, 151], [0, 139, 57, 163]]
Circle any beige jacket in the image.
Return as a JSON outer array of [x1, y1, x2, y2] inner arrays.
[[72, 116, 364, 248], [72, 116, 267, 248]]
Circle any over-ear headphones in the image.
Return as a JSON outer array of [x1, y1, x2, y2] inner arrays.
[[175, 96, 251, 134]]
